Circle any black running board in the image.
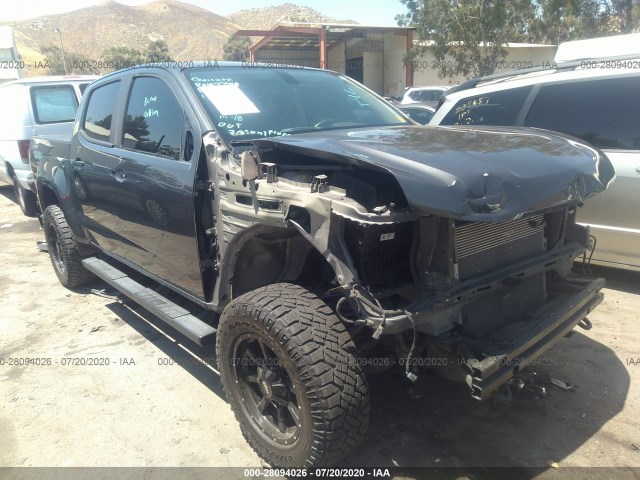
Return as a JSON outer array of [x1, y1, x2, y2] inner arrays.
[[82, 257, 216, 346]]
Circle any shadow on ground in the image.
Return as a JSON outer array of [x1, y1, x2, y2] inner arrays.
[[350, 329, 628, 471], [100, 283, 629, 476]]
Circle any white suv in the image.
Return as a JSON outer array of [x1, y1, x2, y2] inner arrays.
[[430, 38, 640, 272], [0, 76, 98, 215]]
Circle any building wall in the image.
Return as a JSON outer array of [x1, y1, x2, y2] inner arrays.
[[252, 31, 556, 93], [253, 48, 319, 68], [383, 33, 406, 97], [412, 46, 557, 86], [363, 51, 383, 94], [327, 44, 345, 74], [0, 26, 22, 81]]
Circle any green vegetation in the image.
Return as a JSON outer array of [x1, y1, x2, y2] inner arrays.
[[41, 45, 99, 75], [397, 0, 640, 80], [42, 39, 174, 75], [222, 35, 251, 62], [102, 40, 173, 71]]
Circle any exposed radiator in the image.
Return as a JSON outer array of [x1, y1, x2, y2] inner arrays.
[[455, 215, 546, 280]]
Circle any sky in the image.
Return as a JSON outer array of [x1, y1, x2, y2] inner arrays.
[[0, 0, 404, 26]]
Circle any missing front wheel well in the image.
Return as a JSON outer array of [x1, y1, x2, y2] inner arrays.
[[231, 230, 334, 298]]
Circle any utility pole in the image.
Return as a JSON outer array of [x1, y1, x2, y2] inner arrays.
[[52, 28, 67, 75]]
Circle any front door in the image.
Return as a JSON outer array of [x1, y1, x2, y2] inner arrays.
[[114, 75, 203, 296]]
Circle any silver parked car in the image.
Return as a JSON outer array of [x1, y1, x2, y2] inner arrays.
[[0, 75, 97, 215]]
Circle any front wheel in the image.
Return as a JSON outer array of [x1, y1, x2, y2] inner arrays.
[[43, 205, 93, 288], [216, 283, 370, 467]]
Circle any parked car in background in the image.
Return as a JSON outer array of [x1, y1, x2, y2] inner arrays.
[[401, 85, 453, 105], [0, 75, 98, 215], [398, 103, 436, 124], [431, 36, 640, 272], [383, 95, 402, 105]]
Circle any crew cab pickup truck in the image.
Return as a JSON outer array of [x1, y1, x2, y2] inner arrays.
[[31, 62, 614, 467]]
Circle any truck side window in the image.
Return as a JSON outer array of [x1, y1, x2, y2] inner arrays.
[[440, 86, 532, 126], [83, 81, 120, 142], [122, 77, 183, 160], [524, 77, 640, 150]]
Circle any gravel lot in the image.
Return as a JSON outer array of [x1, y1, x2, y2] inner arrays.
[[1, 184, 639, 478]]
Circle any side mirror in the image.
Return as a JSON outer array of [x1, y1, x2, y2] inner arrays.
[[240, 150, 260, 181]]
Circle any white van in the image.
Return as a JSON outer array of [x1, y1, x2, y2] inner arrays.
[[0, 76, 98, 215]]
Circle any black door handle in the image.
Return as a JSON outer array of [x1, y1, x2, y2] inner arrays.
[[73, 159, 84, 167]]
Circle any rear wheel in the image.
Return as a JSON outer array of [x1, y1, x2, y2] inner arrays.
[[13, 177, 37, 216], [43, 205, 93, 287], [216, 283, 369, 467]]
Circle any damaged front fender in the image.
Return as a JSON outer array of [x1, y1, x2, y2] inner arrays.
[[252, 125, 615, 222]]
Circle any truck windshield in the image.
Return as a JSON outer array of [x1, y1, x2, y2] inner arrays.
[[184, 66, 409, 143]]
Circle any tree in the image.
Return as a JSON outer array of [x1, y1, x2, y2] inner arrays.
[[222, 35, 251, 62], [102, 46, 145, 70], [397, 0, 534, 80], [527, 0, 611, 44], [398, 0, 638, 82], [41, 45, 100, 75], [604, 0, 640, 34], [145, 40, 173, 63], [101, 40, 175, 72]]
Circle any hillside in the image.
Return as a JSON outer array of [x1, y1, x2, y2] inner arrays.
[[3, 0, 355, 76], [228, 2, 353, 30]]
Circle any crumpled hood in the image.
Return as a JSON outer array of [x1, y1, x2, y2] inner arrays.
[[253, 125, 615, 222]]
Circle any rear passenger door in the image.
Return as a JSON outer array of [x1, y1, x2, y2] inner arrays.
[[114, 75, 203, 296], [523, 76, 640, 269], [74, 80, 125, 256]]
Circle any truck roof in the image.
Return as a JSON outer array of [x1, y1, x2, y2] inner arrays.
[[98, 61, 325, 81]]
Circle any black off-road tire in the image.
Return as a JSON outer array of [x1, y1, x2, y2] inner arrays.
[[13, 177, 37, 216], [43, 205, 94, 288], [216, 283, 370, 467]]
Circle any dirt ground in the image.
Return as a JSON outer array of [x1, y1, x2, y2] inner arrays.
[[1, 184, 639, 478]]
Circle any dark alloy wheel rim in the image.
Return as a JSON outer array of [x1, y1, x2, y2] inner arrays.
[[47, 224, 65, 275], [231, 334, 302, 446]]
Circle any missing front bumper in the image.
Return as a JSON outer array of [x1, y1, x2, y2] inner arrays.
[[459, 277, 605, 400]]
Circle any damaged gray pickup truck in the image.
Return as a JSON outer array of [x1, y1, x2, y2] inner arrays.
[[31, 62, 615, 467]]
